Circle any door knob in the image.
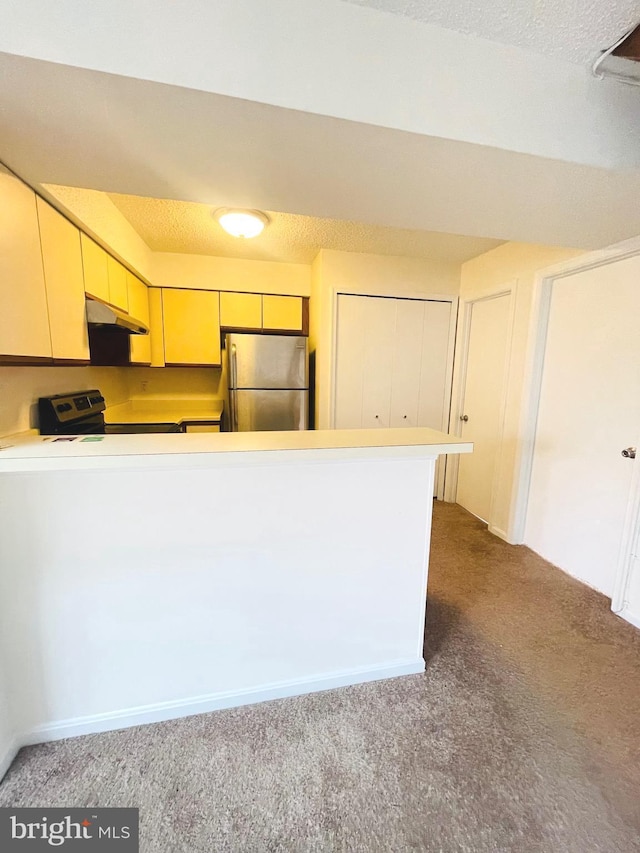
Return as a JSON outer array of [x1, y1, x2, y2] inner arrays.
[[621, 447, 636, 459], [460, 414, 469, 422]]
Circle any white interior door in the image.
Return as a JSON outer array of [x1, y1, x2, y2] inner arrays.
[[525, 256, 640, 598], [456, 294, 511, 522]]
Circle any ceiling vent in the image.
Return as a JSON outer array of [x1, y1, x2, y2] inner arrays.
[[593, 24, 640, 86]]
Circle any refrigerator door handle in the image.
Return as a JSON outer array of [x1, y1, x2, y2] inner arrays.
[[229, 390, 238, 431], [231, 343, 238, 389]]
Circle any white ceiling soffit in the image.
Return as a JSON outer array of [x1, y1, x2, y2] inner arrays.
[[2, 53, 640, 251], [94, 193, 502, 265], [1, 2, 640, 174], [341, 0, 640, 65]]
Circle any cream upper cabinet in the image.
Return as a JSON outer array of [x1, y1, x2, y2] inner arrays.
[[0, 166, 52, 359], [148, 288, 165, 367], [162, 288, 221, 366], [220, 291, 262, 329], [81, 234, 109, 303], [107, 255, 128, 312], [36, 197, 90, 363], [127, 272, 151, 365], [262, 295, 303, 331]]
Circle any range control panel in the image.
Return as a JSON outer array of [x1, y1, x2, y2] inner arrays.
[[38, 389, 107, 431]]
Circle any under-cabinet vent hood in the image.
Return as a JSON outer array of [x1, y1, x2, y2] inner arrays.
[[86, 297, 149, 335]]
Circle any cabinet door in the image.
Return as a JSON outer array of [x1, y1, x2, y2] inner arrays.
[[163, 288, 221, 366], [36, 198, 89, 362], [81, 234, 109, 302], [220, 292, 262, 329], [148, 287, 165, 367], [0, 166, 51, 359], [127, 272, 151, 365], [107, 255, 128, 311], [262, 295, 302, 331]]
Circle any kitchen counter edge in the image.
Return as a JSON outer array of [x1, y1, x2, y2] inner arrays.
[[0, 428, 472, 472]]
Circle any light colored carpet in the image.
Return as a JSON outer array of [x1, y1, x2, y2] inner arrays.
[[1, 503, 639, 852]]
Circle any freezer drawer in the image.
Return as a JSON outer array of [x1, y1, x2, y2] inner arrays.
[[229, 389, 308, 431]]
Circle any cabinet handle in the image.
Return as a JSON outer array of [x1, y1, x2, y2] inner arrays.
[[403, 415, 407, 419], [460, 414, 469, 422]]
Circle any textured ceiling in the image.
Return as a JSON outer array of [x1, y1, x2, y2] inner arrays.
[[341, 0, 640, 64], [104, 193, 503, 264]]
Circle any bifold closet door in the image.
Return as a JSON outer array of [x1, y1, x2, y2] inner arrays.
[[334, 295, 396, 429], [334, 295, 453, 496]]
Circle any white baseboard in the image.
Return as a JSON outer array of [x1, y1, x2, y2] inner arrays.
[[488, 524, 509, 542], [616, 607, 640, 630], [21, 659, 424, 747], [0, 735, 20, 782]]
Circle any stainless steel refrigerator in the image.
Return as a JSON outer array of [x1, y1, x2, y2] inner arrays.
[[226, 333, 309, 431]]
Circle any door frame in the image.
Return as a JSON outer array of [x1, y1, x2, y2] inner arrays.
[[511, 235, 640, 615], [445, 284, 516, 540], [329, 289, 458, 500]]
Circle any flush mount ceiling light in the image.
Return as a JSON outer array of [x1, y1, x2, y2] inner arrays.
[[213, 208, 270, 238]]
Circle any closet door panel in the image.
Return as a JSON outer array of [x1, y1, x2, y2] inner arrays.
[[417, 301, 452, 430], [361, 297, 395, 428], [390, 300, 424, 428]]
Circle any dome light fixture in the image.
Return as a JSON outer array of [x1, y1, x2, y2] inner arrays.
[[213, 208, 270, 239]]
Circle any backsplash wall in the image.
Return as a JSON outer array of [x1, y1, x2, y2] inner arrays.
[[0, 366, 130, 435]]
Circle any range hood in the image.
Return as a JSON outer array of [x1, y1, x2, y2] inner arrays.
[[86, 297, 149, 335]]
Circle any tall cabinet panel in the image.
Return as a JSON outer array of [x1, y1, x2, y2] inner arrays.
[[36, 197, 90, 363], [0, 166, 51, 359]]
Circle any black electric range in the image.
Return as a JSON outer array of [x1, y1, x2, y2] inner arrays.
[[38, 390, 182, 435]]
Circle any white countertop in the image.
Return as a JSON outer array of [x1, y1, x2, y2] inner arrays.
[[0, 427, 472, 472], [105, 399, 224, 425]]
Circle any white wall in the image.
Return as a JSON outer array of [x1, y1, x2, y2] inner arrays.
[[0, 367, 130, 436], [126, 367, 224, 402], [0, 654, 16, 780], [1, 0, 638, 171], [150, 253, 310, 295], [456, 242, 583, 538], [312, 249, 461, 429], [0, 450, 434, 744]]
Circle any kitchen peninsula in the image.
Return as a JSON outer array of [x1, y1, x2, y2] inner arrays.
[[0, 427, 471, 777]]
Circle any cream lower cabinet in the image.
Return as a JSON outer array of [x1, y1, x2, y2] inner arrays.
[[36, 198, 90, 363], [0, 166, 52, 361], [127, 272, 151, 365], [163, 288, 221, 366]]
